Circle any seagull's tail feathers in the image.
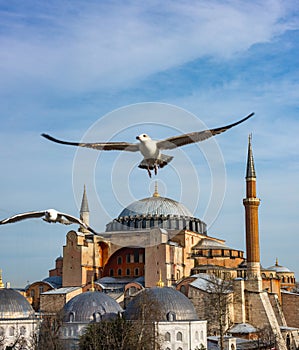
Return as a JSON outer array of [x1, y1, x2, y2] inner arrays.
[[138, 154, 173, 170], [158, 154, 173, 168]]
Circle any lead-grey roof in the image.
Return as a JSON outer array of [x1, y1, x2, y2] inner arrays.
[[63, 291, 123, 323], [42, 276, 62, 289], [229, 323, 257, 334], [118, 196, 193, 218], [125, 287, 199, 321], [0, 288, 35, 320]]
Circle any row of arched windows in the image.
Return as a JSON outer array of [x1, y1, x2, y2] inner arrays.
[[109, 267, 140, 277], [0, 326, 27, 337], [164, 330, 204, 342]]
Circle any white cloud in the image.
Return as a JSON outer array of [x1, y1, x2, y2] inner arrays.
[[0, 0, 297, 95]]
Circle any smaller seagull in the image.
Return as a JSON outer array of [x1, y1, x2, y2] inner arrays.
[[0, 209, 98, 235], [42, 112, 254, 177]]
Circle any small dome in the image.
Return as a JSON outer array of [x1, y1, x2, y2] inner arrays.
[[0, 288, 35, 319], [63, 291, 123, 323], [193, 238, 229, 249], [267, 259, 292, 273], [267, 265, 291, 273], [125, 287, 198, 321], [119, 196, 193, 218]]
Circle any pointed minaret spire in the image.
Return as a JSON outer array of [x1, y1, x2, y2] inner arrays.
[[243, 134, 262, 291], [246, 134, 256, 179], [79, 185, 90, 233]]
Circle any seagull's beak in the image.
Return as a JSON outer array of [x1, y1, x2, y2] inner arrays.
[[136, 136, 140, 140]]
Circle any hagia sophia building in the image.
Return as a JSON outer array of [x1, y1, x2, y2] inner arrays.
[[1, 135, 299, 350]]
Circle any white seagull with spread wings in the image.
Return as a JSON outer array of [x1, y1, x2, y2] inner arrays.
[[42, 112, 254, 177], [0, 209, 98, 234]]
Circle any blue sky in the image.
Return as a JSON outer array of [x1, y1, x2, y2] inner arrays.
[[0, 0, 298, 287]]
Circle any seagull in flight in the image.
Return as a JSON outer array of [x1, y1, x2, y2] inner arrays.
[[42, 112, 254, 177], [0, 209, 98, 234]]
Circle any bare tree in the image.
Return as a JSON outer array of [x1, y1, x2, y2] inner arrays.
[[79, 290, 163, 350], [79, 314, 140, 350], [206, 273, 234, 350], [38, 312, 64, 350], [257, 325, 277, 350]]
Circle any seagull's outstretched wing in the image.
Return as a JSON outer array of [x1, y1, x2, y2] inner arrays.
[[59, 212, 98, 235], [41, 134, 139, 152], [157, 113, 254, 150], [0, 211, 45, 224]]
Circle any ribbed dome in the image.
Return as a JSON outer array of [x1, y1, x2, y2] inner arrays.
[[119, 196, 193, 218], [63, 291, 123, 323], [125, 287, 198, 321], [0, 288, 35, 319], [106, 193, 206, 235], [267, 264, 291, 273], [267, 259, 292, 273]]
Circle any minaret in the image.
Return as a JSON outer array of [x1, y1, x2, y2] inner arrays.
[[0, 269, 4, 289], [79, 185, 90, 233], [243, 135, 262, 291]]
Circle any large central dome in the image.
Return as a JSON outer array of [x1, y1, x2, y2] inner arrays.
[[118, 196, 193, 218], [105, 188, 207, 235]]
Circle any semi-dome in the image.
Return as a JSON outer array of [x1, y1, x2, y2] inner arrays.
[[0, 288, 35, 319], [106, 189, 207, 235], [63, 291, 123, 323], [125, 287, 199, 321]]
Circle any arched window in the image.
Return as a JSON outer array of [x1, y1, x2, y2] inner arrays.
[[176, 331, 183, 341], [93, 312, 101, 322], [20, 326, 26, 335], [69, 312, 75, 322], [167, 311, 176, 321], [0, 327, 4, 336], [165, 332, 171, 341], [195, 331, 199, 341], [117, 268, 122, 276], [134, 268, 139, 276], [177, 347, 183, 350], [126, 268, 130, 275], [117, 256, 122, 265], [110, 269, 114, 276], [231, 344, 235, 350], [286, 334, 291, 350], [200, 330, 204, 339], [180, 285, 186, 295], [9, 326, 15, 336]]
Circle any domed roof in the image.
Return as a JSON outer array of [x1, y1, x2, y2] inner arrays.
[[125, 287, 198, 321], [0, 288, 35, 319], [63, 291, 123, 323], [118, 196, 193, 218], [193, 238, 229, 249], [106, 189, 207, 235], [267, 259, 292, 273]]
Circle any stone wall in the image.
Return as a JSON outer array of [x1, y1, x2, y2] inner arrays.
[[281, 291, 299, 328]]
